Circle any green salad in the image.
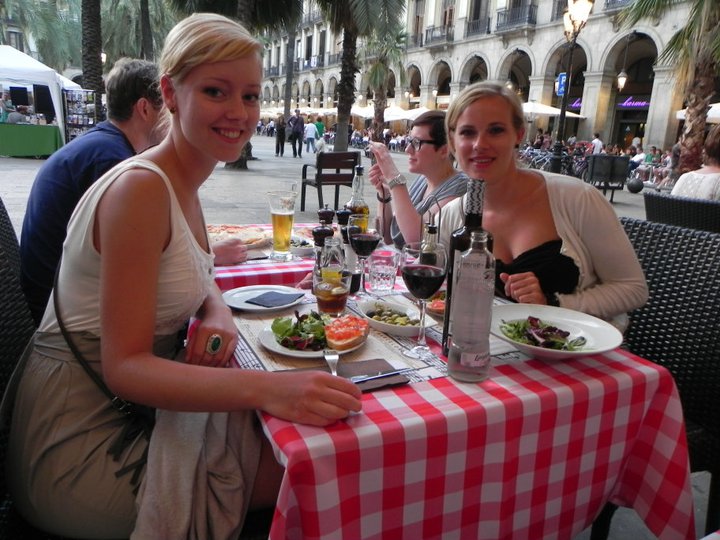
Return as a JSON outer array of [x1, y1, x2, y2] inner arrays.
[[500, 316, 587, 351], [271, 310, 329, 351]]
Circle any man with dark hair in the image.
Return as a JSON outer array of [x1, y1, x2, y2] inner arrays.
[[20, 58, 164, 325], [287, 108, 304, 157]]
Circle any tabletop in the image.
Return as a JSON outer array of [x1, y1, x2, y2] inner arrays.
[[218, 224, 695, 540]]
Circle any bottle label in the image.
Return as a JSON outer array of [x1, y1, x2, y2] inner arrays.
[[464, 180, 485, 215], [459, 351, 489, 368]]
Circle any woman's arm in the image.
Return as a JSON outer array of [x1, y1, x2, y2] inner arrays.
[[97, 169, 361, 425], [554, 184, 648, 320]]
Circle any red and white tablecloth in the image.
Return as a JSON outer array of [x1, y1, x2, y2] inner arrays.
[[259, 347, 695, 540], [214, 258, 314, 291]]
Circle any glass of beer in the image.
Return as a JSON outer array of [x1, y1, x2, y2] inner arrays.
[[313, 271, 351, 317], [267, 190, 297, 260]]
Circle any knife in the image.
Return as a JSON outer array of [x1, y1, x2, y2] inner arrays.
[[350, 368, 414, 384]]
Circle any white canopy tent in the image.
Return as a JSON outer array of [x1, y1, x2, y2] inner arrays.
[[0, 45, 81, 143]]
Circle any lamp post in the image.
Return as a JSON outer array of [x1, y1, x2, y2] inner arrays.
[[550, 0, 593, 173]]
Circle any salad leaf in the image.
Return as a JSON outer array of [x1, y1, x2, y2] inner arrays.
[[500, 316, 587, 351], [271, 310, 329, 351]]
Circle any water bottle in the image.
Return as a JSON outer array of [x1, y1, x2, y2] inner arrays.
[[447, 230, 495, 382]]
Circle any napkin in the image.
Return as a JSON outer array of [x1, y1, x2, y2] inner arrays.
[[245, 291, 305, 307]]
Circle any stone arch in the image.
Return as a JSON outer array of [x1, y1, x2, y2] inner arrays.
[[406, 63, 423, 98], [458, 54, 490, 87]]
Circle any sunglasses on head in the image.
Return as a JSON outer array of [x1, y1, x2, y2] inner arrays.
[[406, 136, 439, 151]]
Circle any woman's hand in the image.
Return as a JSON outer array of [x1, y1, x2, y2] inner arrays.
[[368, 163, 388, 194], [185, 296, 238, 368], [296, 271, 313, 289], [499, 271, 548, 305], [260, 371, 362, 426], [212, 238, 248, 266], [368, 141, 399, 180]]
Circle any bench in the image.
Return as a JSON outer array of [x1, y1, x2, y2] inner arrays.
[[583, 155, 629, 202], [300, 151, 361, 211]]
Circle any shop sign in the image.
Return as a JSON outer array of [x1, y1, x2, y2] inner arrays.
[[616, 95, 650, 109]]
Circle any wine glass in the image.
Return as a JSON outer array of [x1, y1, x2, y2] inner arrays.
[[400, 242, 447, 358], [347, 214, 381, 296]]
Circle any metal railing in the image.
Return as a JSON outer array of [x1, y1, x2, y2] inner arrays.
[[327, 53, 341, 66], [604, 0, 633, 11], [425, 25, 454, 45], [264, 66, 280, 77], [496, 4, 538, 31], [465, 17, 491, 37], [407, 34, 424, 49]]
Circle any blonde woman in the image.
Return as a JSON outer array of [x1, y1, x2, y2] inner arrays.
[[439, 82, 647, 329], [6, 13, 360, 538]]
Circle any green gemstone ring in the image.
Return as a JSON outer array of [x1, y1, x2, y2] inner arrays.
[[206, 334, 223, 355]]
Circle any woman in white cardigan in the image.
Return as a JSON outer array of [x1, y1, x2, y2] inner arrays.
[[439, 82, 647, 329]]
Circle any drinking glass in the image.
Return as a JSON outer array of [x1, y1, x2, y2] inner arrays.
[[347, 214, 381, 296], [400, 242, 447, 358], [312, 271, 351, 317], [267, 190, 297, 260], [367, 249, 400, 295]]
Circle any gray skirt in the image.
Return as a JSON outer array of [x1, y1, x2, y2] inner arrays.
[[7, 331, 262, 539]]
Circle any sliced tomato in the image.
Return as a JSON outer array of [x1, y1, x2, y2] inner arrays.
[[428, 299, 445, 312]]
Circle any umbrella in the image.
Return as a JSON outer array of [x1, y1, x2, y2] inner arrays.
[[522, 101, 584, 118], [350, 104, 374, 119], [405, 107, 432, 122], [383, 105, 411, 122], [675, 103, 720, 124]]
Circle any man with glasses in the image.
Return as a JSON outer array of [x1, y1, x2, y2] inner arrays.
[[20, 58, 166, 325], [368, 110, 468, 249]]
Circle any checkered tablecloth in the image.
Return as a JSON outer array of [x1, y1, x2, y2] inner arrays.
[[212, 223, 315, 290], [259, 348, 695, 540]]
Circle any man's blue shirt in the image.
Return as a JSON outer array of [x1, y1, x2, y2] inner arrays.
[[20, 121, 134, 324]]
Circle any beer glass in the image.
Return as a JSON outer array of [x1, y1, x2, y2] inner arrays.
[[267, 190, 297, 260]]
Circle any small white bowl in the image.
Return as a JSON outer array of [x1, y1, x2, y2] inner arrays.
[[290, 236, 314, 258], [357, 298, 435, 337]]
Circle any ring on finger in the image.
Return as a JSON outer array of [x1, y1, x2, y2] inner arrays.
[[206, 334, 223, 355]]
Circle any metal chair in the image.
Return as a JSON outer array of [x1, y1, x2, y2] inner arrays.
[[591, 217, 720, 538], [643, 190, 720, 233], [300, 150, 361, 210]]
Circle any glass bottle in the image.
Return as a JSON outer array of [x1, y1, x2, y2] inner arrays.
[[312, 221, 335, 278], [344, 165, 370, 227], [319, 237, 345, 281], [446, 231, 495, 382], [419, 223, 438, 266], [442, 179, 489, 356], [336, 206, 360, 292]]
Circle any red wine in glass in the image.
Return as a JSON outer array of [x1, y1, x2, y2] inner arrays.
[[401, 264, 446, 299], [350, 232, 381, 257]]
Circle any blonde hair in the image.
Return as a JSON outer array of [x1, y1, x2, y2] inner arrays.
[[445, 82, 525, 137], [160, 13, 262, 83]]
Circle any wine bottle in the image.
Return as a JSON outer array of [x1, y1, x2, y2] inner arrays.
[[441, 179, 487, 356], [446, 230, 495, 382]]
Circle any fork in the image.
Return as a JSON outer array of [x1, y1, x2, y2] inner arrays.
[[323, 348, 339, 376]]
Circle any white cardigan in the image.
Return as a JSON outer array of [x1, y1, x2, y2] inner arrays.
[[439, 172, 648, 328]]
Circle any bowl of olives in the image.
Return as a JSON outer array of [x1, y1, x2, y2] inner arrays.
[[357, 299, 436, 337]]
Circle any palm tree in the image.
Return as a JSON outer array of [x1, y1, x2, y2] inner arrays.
[[314, 0, 406, 151], [360, 24, 408, 142], [81, 0, 103, 119], [621, 0, 720, 174]]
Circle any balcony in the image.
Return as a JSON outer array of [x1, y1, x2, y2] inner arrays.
[[264, 66, 280, 78], [604, 0, 633, 11], [302, 9, 323, 25], [465, 17, 491, 37], [407, 34, 424, 49], [495, 3, 538, 32], [327, 53, 341, 66], [425, 25, 454, 46]]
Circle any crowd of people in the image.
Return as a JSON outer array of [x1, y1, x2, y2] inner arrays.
[[4, 10, 720, 539]]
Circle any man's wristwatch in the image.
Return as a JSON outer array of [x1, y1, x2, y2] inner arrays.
[[387, 174, 407, 190]]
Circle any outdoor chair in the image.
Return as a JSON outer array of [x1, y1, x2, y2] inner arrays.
[[300, 150, 360, 211], [591, 217, 720, 538], [583, 154, 630, 203], [643, 190, 720, 233]]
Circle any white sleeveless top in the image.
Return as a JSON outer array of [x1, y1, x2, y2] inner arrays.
[[40, 158, 216, 336]]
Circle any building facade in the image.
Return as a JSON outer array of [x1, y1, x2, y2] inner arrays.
[[262, 0, 694, 151]]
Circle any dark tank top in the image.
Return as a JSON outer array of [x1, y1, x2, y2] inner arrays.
[[495, 239, 579, 303]]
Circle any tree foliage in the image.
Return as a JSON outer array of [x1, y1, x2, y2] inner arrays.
[[621, 0, 720, 173]]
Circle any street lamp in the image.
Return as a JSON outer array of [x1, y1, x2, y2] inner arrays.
[[550, 0, 593, 173]]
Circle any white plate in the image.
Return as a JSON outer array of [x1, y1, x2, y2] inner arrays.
[[222, 285, 306, 313], [490, 304, 623, 360], [257, 328, 366, 358], [357, 298, 435, 337]]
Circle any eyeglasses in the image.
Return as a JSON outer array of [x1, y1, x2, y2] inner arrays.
[[406, 137, 439, 151]]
